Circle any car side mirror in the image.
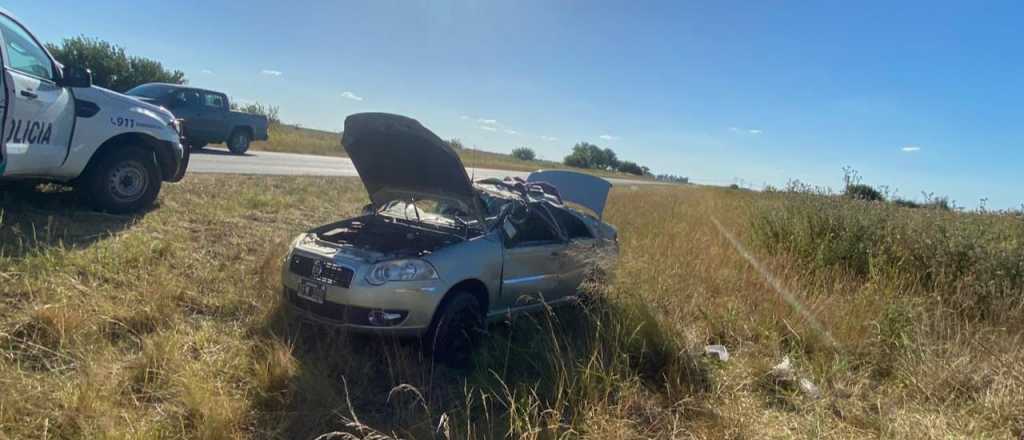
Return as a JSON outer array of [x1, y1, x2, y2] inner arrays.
[[58, 65, 92, 88]]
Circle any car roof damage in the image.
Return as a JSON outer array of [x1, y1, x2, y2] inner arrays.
[[342, 112, 612, 224]]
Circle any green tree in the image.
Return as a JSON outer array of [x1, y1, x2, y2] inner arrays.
[[564, 142, 620, 169], [617, 160, 645, 175], [511, 147, 536, 161], [46, 36, 186, 92]]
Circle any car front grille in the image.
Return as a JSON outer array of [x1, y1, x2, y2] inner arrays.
[[289, 254, 355, 287]]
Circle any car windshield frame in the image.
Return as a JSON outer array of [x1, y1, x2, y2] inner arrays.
[[375, 197, 481, 237]]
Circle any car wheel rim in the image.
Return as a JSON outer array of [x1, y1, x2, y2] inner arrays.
[[107, 161, 148, 203]]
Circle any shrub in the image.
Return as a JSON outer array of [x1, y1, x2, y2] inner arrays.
[[617, 161, 645, 175], [842, 166, 885, 201], [448, 139, 464, 150], [510, 147, 536, 161], [46, 36, 186, 92], [893, 198, 920, 208], [845, 183, 885, 201], [231, 102, 280, 124]]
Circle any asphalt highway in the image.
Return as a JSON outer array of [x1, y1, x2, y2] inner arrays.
[[188, 147, 666, 187]]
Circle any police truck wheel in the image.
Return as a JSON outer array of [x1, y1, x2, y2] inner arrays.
[[227, 130, 250, 155], [425, 291, 484, 369], [85, 147, 162, 214]]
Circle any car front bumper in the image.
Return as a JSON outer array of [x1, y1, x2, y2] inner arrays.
[[281, 250, 447, 337]]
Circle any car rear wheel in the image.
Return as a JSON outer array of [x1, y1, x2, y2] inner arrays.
[[83, 147, 162, 214], [227, 130, 250, 155], [425, 291, 483, 368]]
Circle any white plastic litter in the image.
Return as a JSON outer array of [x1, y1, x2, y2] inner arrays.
[[704, 345, 730, 362]]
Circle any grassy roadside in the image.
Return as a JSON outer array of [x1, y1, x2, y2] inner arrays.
[[1, 177, 1021, 438], [248, 123, 652, 179]]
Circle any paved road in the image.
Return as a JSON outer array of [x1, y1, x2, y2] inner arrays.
[[188, 147, 664, 187]]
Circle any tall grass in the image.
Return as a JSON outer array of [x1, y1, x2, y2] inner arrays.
[[1, 178, 1022, 438], [750, 192, 1024, 319]]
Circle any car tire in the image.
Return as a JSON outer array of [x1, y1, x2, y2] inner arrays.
[[83, 147, 162, 214], [425, 291, 484, 368], [227, 129, 251, 155]]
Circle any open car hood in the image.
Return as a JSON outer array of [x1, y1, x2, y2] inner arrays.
[[527, 170, 612, 218], [342, 113, 482, 219]]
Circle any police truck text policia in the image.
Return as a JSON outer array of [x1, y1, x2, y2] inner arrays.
[[5, 120, 53, 145]]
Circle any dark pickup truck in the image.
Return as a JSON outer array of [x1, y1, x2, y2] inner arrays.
[[126, 83, 269, 154]]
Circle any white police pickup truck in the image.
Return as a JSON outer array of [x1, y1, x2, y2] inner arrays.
[[0, 9, 187, 213]]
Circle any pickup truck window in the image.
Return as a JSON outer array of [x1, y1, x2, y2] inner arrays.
[[203, 93, 226, 110], [127, 84, 175, 99], [173, 89, 201, 108], [0, 14, 53, 80]]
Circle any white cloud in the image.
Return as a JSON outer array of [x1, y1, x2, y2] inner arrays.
[[261, 69, 283, 76], [200, 69, 214, 75], [540, 135, 558, 142], [477, 118, 498, 125], [901, 146, 921, 152], [599, 134, 619, 141], [730, 127, 762, 134], [479, 125, 497, 131], [341, 91, 363, 101], [504, 129, 518, 135]]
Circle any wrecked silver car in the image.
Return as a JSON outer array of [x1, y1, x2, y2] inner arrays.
[[282, 113, 618, 364]]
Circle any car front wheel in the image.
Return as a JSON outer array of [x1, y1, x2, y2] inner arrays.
[[425, 291, 484, 368], [83, 147, 162, 214]]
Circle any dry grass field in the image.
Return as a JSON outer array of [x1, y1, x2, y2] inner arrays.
[[1, 176, 1021, 439], [246, 123, 649, 179]]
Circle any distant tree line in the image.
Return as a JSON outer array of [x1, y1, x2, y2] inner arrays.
[[508, 142, 689, 179], [654, 174, 689, 183], [562, 142, 651, 176]]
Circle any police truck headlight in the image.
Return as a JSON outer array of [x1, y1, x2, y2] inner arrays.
[[365, 259, 438, 285]]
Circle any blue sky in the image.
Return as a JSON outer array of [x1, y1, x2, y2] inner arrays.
[[10, 0, 1023, 208]]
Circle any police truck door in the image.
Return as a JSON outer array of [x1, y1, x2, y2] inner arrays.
[[0, 13, 74, 176]]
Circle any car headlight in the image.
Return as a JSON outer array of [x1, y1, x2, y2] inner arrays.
[[366, 259, 438, 285], [169, 118, 182, 136]]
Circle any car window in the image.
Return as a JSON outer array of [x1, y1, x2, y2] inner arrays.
[[510, 205, 559, 245], [203, 93, 226, 109], [551, 208, 592, 239], [126, 84, 173, 99], [0, 14, 53, 80]]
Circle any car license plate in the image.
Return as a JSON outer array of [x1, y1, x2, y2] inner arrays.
[[298, 280, 326, 304]]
